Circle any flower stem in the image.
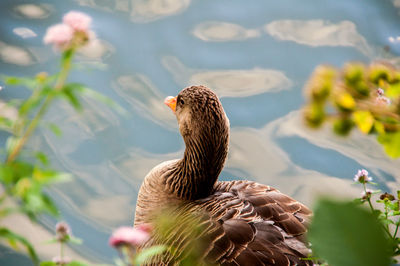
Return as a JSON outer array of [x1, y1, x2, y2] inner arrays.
[[363, 183, 375, 213], [6, 50, 73, 164], [362, 183, 392, 238], [394, 222, 400, 239], [60, 242, 64, 261]]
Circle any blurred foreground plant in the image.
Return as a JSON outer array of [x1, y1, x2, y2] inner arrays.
[[308, 169, 399, 266], [0, 11, 120, 264], [40, 222, 85, 266], [109, 224, 166, 266], [109, 207, 211, 266], [303, 62, 400, 158]]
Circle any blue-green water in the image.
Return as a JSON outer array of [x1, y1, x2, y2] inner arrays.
[[1, 0, 400, 264]]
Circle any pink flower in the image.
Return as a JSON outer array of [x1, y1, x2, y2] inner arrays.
[[63, 11, 92, 32], [109, 226, 150, 248], [361, 189, 374, 200], [353, 169, 372, 183], [376, 95, 391, 106], [55, 221, 71, 241], [44, 24, 74, 49]]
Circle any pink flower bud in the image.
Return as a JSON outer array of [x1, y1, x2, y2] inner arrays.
[[55, 221, 71, 241], [63, 11, 92, 32], [43, 24, 74, 49], [109, 226, 150, 248]]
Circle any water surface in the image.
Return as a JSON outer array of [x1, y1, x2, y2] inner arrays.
[[1, 0, 400, 264]]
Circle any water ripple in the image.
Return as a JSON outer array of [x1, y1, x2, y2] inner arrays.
[[265, 20, 373, 56], [162, 56, 292, 98], [0, 41, 36, 66], [113, 74, 177, 129], [13, 3, 52, 19], [192, 21, 261, 42], [75, 0, 191, 23]]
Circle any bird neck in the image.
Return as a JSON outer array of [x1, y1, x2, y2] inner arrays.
[[167, 126, 229, 200]]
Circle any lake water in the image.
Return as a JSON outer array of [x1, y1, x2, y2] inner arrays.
[[1, 0, 400, 264]]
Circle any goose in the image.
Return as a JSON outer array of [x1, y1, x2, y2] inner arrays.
[[134, 85, 312, 265]]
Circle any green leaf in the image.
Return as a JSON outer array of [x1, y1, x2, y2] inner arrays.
[[335, 92, 356, 112], [308, 199, 392, 266], [6, 136, 21, 155], [73, 84, 126, 114], [40, 262, 57, 266], [377, 132, 400, 158], [0, 117, 15, 132], [7, 161, 34, 185], [61, 87, 83, 112], [32, 168, 71, 184], [80, 87, 125, 114], [66, 261, 88, 266], [35, 152, 49, 166], [47, 123, 62, 137], [373, 121, 385, 135], [134, 245, 166, 266], [3, 76, 38, 89], [44, 238, 59, 244], [0, 227, 39, 264], [0, 163, 14, 184], [353, 110, 374, 134], [68, 236, 83, 245], [381, 219, 395, 225], [41, 193, 59, 216], [386, 83, 400, 98], [19, 97, 42, 117]]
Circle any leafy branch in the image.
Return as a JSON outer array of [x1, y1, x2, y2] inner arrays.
[[303, 62, 400, 158]]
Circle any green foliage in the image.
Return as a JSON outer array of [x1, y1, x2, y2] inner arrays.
[[134, 245, 166, 266], [333, 117, 354, 136], [47, 123, 63, 137], [310, 172, 400, 265], [303, 62, 400, 158], [353, 110, 374, 134], [0, 14, 122, 264], [377, 132, 400, 158], [0, 160, 72, 220], [308, 199, 392, 266], [0, 227, 39, 264]]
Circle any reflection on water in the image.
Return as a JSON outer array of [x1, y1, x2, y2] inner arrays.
[[192, 21, 261, 42], [227, 111, 364, 206], [162, 56, 292, 97], [393, 0, 400, 11], [0, 41, 36, 66], [276, 111, 400, 192], [75, 0, 190, 23], [13, 27, 37, 39], [13, 3, 52, 19], [129, 0, 190, 23], [1, 0, 400, 264], [113, 74, 177, 129], [265, 20, 373, 57]]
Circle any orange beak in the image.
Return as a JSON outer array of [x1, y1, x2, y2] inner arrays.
[[164, 96, 177, 113]]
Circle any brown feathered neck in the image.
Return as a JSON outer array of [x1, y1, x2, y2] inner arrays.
[[165, 86, 229, 200]]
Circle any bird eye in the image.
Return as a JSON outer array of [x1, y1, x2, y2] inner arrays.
[[179, 98, 185, 105]]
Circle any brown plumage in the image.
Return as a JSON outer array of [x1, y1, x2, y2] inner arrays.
[[134, 85, 312, 265]]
